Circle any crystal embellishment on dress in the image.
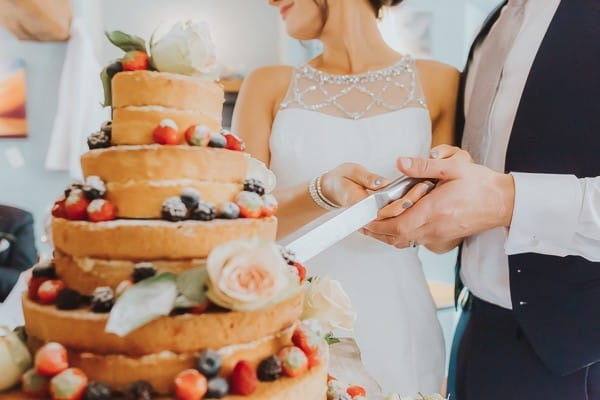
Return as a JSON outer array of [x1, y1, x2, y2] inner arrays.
[[280, 55, 427, 120]]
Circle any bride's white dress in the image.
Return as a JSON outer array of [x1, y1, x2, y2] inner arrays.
[[270, 55, 445, 395]]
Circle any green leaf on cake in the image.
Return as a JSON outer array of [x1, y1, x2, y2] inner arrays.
[[174, 268, 208, 308], [105, 30, 147, 53], [324, 332, 341, 345], [105, 273, 178, 337], [100, 67, 112, 107]]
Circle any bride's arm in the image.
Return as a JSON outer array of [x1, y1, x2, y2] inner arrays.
[[232, 67, 386, 238]]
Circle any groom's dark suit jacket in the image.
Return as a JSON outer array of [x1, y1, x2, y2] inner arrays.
[[0, 205, 37, 301], [457, 0, 600, 377]]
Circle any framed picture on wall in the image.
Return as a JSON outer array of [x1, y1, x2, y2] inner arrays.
[[0, 59, 28, 138]]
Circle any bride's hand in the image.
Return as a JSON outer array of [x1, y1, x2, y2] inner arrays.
[[320, 163, 388, 207]]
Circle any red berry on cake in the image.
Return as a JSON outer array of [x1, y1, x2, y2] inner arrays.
[[64, 190, 90, 220], [35, 342, 68, 377], [174, 369, 208, 400], [229, 360, 258, 395], [28, 277, 48, 301], [153, 119, 182, 145], [261, 194, 278, 217], [291, 261, 307, 283], [222, 130, 246, 151], [87, 199, 117, 222], [236, 192, 264, 219], [189, 298, 210, 315], [21, 368, 50, 397], [277, 346, 308, 377], [51, 198, 67, 219], [121, 50, 149, 71], [185, 124, 212, 146], [49, 368, 88, 400], [346, 385, 367, 398], [292, 324, 321, 364], [37, 280, 65, 304]]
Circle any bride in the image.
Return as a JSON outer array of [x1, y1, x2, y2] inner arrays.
[[232, 0, 459, 394]]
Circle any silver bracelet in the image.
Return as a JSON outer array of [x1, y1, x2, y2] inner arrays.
[[309, 174, 340, 211]]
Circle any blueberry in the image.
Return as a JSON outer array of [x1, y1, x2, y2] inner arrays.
[[125, 380, 153, 400], [91, 287, 114, 313], [180, 188, 201, 210], [205, 377, 229, 398], [196, 349, 222, 378], [243, 179, 266, 196], [161, 196, 188, 222], [132, 262, 156, 283], [83, 381, 112, 400], [218, 202, 240, 219], [87, 130, 111, 150], [101, 121, 112, 133], [83, 176, 106, 200], [32, 262, 56, 279], [56, 288, 84, 310], [208, 133, 227, 148], [257, 355, 282, 382], [190, 201, 216, 221], [64, 182, 83, 198], [106, 61, 123, 79]]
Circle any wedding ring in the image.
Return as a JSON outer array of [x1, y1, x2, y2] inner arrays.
[[408, 240, 417, 248]]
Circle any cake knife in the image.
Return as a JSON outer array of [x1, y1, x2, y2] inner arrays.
[[283, 175, 429, 263]]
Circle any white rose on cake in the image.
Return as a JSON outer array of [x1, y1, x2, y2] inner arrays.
[[206, 239, 299, 311], [0, 326, 32, 391], [150, 20, 218, 79], [302, 276, 357, 332]]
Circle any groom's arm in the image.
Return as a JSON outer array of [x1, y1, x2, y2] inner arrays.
[[505, 173, 600, 260]]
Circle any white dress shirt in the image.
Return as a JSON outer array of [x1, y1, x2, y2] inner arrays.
[[461, 0, 600, 310]]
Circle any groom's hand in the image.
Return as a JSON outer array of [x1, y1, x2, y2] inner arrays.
[[362, 146, 516, 248]]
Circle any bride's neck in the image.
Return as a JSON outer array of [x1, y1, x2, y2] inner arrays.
[[313, 3, 399, 74]]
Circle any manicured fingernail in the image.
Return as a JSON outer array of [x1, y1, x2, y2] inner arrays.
[[430, 150, 440, 159], [399, 158, 412, 169], [424, 181, 436, 189], [402, 200, 413, 209]]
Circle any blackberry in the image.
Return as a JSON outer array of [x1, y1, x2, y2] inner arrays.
[[100, 120, 112, 133], [205, 377, 229, 399], [91, 287, 114, 313], [32, 262, 56, 279], [243, 179, 266, 196], [64, 182, 83, 198], [125, 380, 153, 400], [195, 349, 222, 378], [218, 202, 240, 219], [161, 196, 188, 222], [106, 61, 123, 79], [257, 355, 282, 382], [132, 262, 156, 283], [180, 188, 200, 210], [87, 130, 111, 150], [190, 201, 216, 221], [208, 133, 227, 148], [82, 176, 106, 200], [56, 288, 84, 310], [83, 381, 112, 400]]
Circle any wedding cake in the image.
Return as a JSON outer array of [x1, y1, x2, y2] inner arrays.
[[7, 21, 348, 400]]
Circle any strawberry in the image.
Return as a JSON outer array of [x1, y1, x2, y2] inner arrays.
[[261, 194, 278, 217], [50, 368, 88, 400], [277, 346, 308, 377], [37, 280, 65, 304], [64, 190, 90, 220], [35, 342, 69, 377], [236, 191, 263, 219], [51, 198, 67, 219], [174, 369, 208, 400], [347, 385, 367, 398], [222, 131, 246, 151], [153, 119, 182, 145], [292, 324, 320, 360], [28, 276, 49, 300], [291, 261, 307, 283], [21, 368, 51, 397], [229, 360, 258, 395], [189, 298, 210, 315], [306, 347, 322, 368], [87, 199, 117, 222], [185, 124, 212, 146], [121, 50, 149, 71]]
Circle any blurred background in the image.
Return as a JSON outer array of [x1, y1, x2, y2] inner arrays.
[[0, 0, 502, 366]]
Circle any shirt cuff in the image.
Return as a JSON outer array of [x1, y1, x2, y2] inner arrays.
[[505, 173, 582, 256]]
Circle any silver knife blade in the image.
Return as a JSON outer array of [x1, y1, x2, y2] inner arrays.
[[284, 176, 426, 263]]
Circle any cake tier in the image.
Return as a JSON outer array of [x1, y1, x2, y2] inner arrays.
[[81, 146, 248, 184], [52, 217, 277, 260], [27, 336, 328, 397], [53, 251, 205, 295], [112, 107, 220, 145], [22, 291, 303, 356]]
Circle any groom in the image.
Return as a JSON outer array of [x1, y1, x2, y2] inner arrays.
[[363, 0, 599, 398]]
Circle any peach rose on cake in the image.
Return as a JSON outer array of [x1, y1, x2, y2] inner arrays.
[[302, 277, 357, 332], [206, 239, 298, 311]]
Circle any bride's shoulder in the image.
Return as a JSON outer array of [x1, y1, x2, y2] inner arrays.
[[239, 65, 295, 109], [414, 59, 459, 89], [414, 59, 460, 119]]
